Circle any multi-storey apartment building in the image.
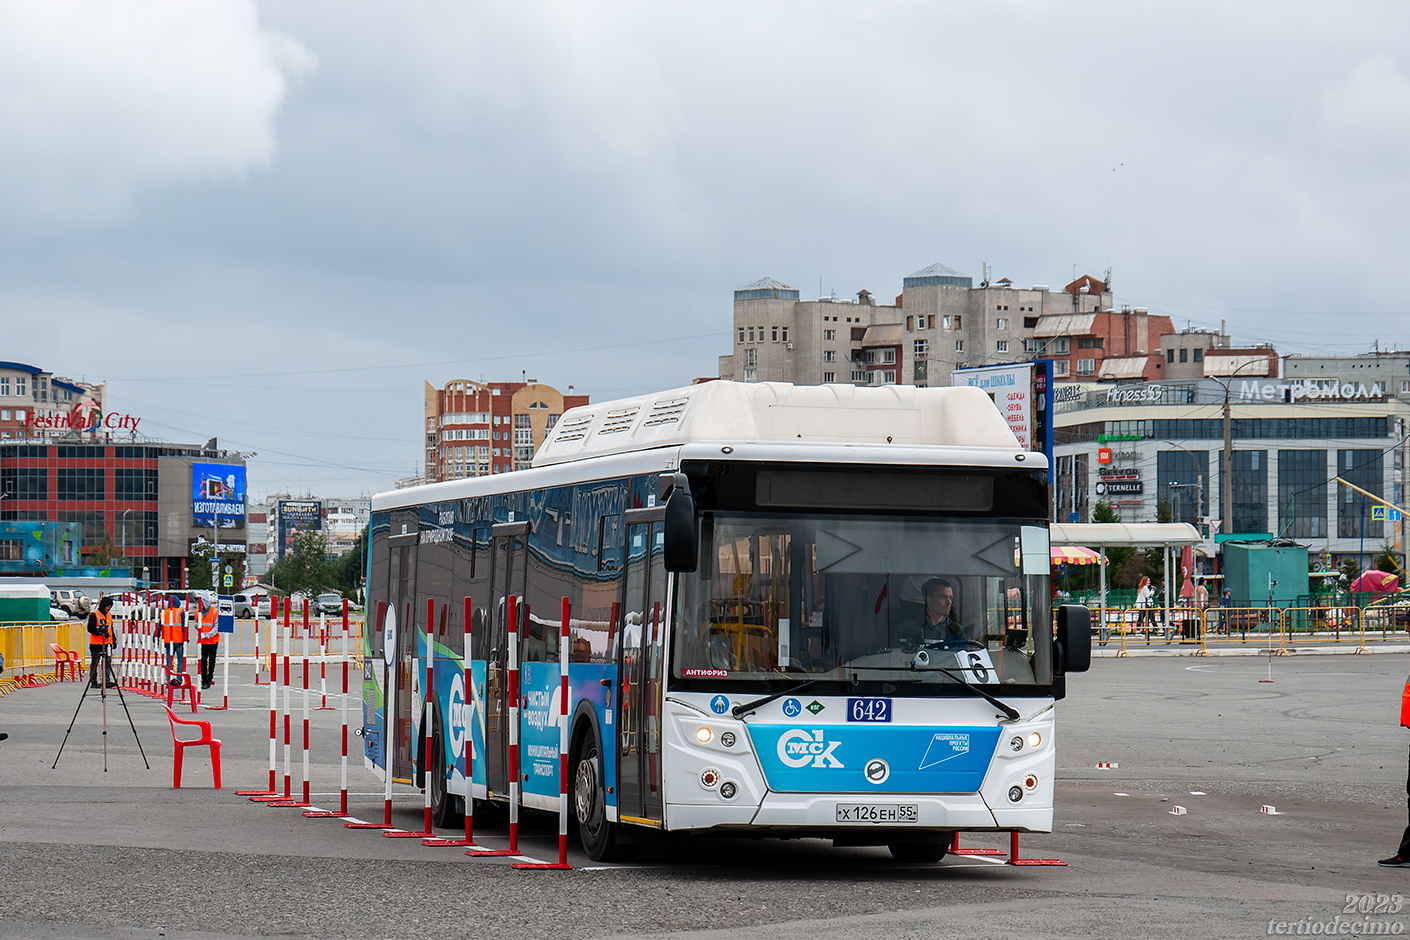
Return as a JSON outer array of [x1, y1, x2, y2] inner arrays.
[[423, 379, 588, 482], [0, 361, 106, 441], [718, 266, 1113, 388]]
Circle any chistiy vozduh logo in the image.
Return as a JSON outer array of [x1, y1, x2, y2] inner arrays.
[[777, 729, 844, 769]]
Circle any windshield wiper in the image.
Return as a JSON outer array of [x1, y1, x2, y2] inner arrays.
[[731, 676, 823, 719], [847, 663, 1022, 721], [928, 667, 1021, 721]]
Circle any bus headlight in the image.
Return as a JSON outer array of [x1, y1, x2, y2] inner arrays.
[[720, 781, 738, 800], [1008, 786, 1023, 803], [721, 731, 736, 748], [1027, 731, 1042, 749], [1009, 735, 1024, 752], [695, 727, 713, 744]]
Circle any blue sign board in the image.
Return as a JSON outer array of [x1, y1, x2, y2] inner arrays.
[[192, 463, 246, 524]]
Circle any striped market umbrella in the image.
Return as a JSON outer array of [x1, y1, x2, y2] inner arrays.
[[1051, 545, 1104, 566]]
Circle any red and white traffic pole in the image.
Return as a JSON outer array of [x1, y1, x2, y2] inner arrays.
[[317, 608, 333, 710], [241, 595, 282, 800], [387, 597, 435, 838], [346, 601, 396, 830], [470, 593, 520, 858], [513, 595, 572, 870], [272, 598, 313, 808], [425, 595, 475, 848], [254, 601, 265, 685], [307, 601, 353, 818], [300, 598, 312, 804], [281, 597, 293, 799]]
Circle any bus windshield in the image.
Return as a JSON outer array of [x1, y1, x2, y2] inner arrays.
[[672, 512, 1053, 692]]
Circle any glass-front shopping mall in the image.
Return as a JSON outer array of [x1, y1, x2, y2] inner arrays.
[[1052, 377, 1408, 563]]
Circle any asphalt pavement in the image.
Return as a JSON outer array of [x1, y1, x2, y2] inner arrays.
[[1, 649, 1408, 940]]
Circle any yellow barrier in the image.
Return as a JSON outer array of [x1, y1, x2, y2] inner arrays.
[[0, 620, 87, 693], [1082, 606, 1204, 656], [1067, 602, 1410, 658]]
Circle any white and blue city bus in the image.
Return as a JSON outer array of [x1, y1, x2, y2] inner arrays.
[[362, 381, 1091, 862]]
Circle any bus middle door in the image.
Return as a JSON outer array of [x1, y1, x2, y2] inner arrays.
[[616, 509, 665, 826], [484, 521, 528, 801], [387, 527, 419, 782]]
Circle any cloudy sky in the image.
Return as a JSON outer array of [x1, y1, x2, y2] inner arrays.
[[3, 0, 1408, 497]]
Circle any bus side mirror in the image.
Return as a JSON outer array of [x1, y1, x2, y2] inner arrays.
[[663, 489, 698, 573], [1054, 604, 1091, 675]]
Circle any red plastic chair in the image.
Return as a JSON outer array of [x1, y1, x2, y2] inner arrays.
[[164, 705, 221, 789], [163, 667, 197, 714], [50, 644, 80, 682]]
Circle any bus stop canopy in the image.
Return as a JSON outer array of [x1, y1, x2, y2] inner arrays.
[[1049, 522, 1204, 609], [1049, 522, 1202, 547]]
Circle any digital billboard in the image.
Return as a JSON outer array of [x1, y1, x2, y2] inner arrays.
[[278, 500, 322, 559], [192, 463, 247, 525]]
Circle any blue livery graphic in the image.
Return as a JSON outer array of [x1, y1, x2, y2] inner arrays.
[[748, 725, 1002, 794]]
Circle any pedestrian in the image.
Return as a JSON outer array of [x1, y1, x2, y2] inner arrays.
[[1220, 587, 1232, 635], [1194, 580, 1210, 641], [86, 595, 116, 688], [161, 596, 187, 675], [197, 599, 220, 690], [1135, 576, 1155, 638], [1379, 671, 1410, 867]]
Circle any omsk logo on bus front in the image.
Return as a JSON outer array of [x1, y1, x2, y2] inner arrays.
[[777, 729, 844, 769]]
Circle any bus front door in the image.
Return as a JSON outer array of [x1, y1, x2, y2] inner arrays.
[[616, 512, 665, 825], [388, 539, 418, 782], [484, 522, 528, 801]]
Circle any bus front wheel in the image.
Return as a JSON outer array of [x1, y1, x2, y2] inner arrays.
[[888, 837, 948, 863], [574, 733, 635, 862], [430, 715, 462, 829]]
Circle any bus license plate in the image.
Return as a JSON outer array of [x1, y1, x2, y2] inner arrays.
[[836, 803, 918, 823], [847, 697, 892, 722]]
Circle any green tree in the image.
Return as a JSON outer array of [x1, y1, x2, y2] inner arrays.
[[1091, 501, 1137, 586], [333, 524, 368, 599], [268, 529, 336, 596], [86, 529, 124, 567], [1374, 540, 1403, 576]]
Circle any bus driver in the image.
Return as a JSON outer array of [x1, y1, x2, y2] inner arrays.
[[912, 577, 981, 648]]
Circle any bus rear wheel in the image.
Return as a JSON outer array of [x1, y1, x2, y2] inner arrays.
[[573, 734, 635, 862], [888, 838, 948, 863]]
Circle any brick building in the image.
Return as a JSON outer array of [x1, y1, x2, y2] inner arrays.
[[423, 379, 588, 482]]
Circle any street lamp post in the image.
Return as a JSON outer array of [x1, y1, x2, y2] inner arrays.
[[1211, 357, 1272, 538]]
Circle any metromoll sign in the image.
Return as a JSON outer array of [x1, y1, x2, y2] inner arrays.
[[1236, 379, 1386, 402]]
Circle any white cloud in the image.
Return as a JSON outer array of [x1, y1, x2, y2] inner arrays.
[[0, 0, 314, 224]]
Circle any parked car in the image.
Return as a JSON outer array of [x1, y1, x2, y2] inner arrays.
[[50, 589, 91, 619], [49, 598, 70, 622], [232, 592, 272, 619], [315, 593, 346, 616]]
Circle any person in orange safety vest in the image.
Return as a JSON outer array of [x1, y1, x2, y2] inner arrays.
[[161, 597, 187, 675], [86, 596, 116, 688], [197, 600, 220, 690], [1380, 675, 1410, 867]]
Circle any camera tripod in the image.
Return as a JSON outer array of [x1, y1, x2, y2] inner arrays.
[[53, 646, 149, 772]]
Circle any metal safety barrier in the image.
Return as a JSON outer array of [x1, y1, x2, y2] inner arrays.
[[0, 620, 87, 693]]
